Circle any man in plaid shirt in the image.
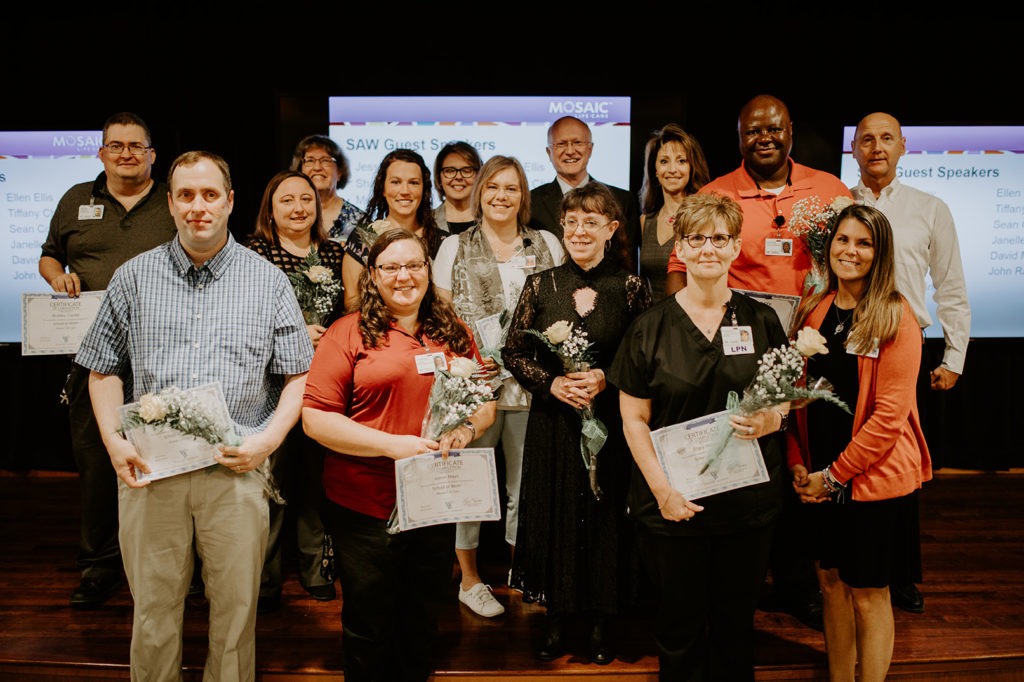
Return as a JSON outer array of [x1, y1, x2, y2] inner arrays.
[[76, 151, 314, 681]]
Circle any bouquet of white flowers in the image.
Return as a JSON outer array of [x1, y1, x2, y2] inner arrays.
[[790, 195, 855, 295], [120, 385, 240, 447], [699, 327, 852, 475], [288, 248, 341, 326], [526, 320, 608, 500], [421, 356, 495, 441]]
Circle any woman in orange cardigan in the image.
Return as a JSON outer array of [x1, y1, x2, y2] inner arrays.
[[788, 204, 931, 682]]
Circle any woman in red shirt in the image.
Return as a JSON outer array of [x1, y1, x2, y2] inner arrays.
[[303, 228, 495, 681], [788, 205, 931, 682]]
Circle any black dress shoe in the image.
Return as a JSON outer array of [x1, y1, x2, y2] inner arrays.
[[783, 596, 824, 632], [303, 583, 336, 601], [587, 616, 614, 665], [535, 615, 563, 661], [891, 583, 925, 613], [257, 593, 281, 614], [70, 574, 122, 609]]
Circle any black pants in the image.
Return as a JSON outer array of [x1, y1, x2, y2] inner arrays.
[[68, 362, 121, 579], [640, 523, 774, 682], [323, 502, 454, 682], [261, 426, 331, 597]]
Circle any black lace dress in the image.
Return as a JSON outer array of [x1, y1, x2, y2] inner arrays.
[[245, 237, 346, 326], [502, 257, 651, 614]]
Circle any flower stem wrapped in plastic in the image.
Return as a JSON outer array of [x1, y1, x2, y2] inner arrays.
[[525, 321, 608, 500], [699, 327, 852, 475], [421, 356, 495, 442]]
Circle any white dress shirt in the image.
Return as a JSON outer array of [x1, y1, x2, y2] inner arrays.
[[851, 178, 970, 374]]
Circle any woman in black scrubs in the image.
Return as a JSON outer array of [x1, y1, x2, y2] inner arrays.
[[609, 193, 789, 681]]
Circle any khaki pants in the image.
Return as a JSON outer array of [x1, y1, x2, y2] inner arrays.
[[118, 465, 269, 682]]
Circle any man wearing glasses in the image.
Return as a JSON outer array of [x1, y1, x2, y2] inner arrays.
[[530, 116, 640, 253], [39, 112, 176, 608]]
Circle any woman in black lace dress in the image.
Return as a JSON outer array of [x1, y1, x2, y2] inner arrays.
[[503, 183, 651, 665], [244, 170, 345, 610]]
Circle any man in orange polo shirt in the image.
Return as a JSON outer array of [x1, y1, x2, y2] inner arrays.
[[665, 95, 851, 297]]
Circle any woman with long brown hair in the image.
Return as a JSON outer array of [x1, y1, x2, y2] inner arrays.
[[788, 204, 932, 682]]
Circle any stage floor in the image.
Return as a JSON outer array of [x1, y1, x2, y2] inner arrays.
[[1, 472, 1022, 680]]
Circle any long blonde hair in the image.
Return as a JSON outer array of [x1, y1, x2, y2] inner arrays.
[[793, 204, 903, 352]]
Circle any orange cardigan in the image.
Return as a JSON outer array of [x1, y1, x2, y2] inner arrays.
[[787, 293, 932, 501]]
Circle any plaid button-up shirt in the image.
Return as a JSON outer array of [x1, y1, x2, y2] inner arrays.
[[76, 233, 314, 436]]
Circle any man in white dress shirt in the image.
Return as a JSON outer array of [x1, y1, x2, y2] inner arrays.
[[850, 112, 971, 615]]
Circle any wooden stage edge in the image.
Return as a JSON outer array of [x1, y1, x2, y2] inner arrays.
[[1, 472, 1022, 681]]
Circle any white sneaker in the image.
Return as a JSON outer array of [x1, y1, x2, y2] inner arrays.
[[459, 582, 505, 617]]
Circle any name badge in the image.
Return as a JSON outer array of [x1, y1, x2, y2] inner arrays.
[[509, 255, 536, 268], [78, 205, 104, 220], [415, 352, 448, 374], [846, 338, 880, 359], [764, 238, 792, 256], [721, 325, 755, 355]]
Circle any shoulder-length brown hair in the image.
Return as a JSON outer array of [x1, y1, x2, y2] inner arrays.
[[252, 170, 327, 250], [638, 124, 710, 215], [792, 204, 903, 350], [365, 150, 442, 255], [470, 155, 531, 227], [560, 183, 632, 271], [357, 228, 472, 354]]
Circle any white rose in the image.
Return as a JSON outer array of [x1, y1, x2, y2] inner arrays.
[[449, 356, 479, 378], [368, 219, 392, 235], [138, 394, 168, 423], [794, 327, 829, 357], [543, 320, 572, 345], [832, 196, 854, 212], [306, 265, 333, 284]]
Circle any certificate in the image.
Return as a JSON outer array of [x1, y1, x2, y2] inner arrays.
[[474, 313, 512, 380], [118, 383, 237, 482], [650, 410, 769, 501], [21, 291, 105, 356], [393, 448, 501, 531], [732, 289, 801, 332]]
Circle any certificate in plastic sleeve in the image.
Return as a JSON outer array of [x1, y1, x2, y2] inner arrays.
[[474, 313, 512, 380], [20, 291, 105, 356], [650, 410, 769, 501], [393, 448, 501, 531], [117, 383, 236, 482], [731, 289, 801, 333]]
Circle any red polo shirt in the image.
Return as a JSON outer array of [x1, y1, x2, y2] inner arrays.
[[304, 313, 481, 519], [667, 160, 852, 296]]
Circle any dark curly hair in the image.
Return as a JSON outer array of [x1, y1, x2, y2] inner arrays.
[[560, 183, 633, 272], [364, 150, 442, 256], [358, 228, 472, 355]]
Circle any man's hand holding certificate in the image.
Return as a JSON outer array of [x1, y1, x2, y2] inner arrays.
[[392, 448, 501, 532], [650, 410, 769, 501], [117, 382, 239, 482]]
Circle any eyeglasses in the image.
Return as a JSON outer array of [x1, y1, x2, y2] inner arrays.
[[301, 157, 337, 168], [103, 142, 150, 156], [561, 217, 611, 232], [681, 234, 734, 249], [441, 166, 477, 179], [375, 260, 427, 275], [551, 140, 592, 152]]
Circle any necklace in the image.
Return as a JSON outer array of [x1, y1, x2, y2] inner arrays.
[[833, 305, 854, 335]]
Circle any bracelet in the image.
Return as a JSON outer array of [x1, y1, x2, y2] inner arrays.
[[775, 410, 789, 432], [462, 420, 476, 442], [821, 465, 842, 493]]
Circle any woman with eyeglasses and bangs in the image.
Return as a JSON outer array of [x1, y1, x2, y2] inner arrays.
[[503, 183, 650, 665], [303, 228, 496, 681], [289, 135, 366, 245], [609, 192, 789, 680]]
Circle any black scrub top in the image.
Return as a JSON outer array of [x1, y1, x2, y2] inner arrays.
[[607, 292, 789, 536]]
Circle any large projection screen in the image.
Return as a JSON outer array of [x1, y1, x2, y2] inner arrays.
[[328, 96, 631, 210], [840, 126, 1024, 339], [1, 132, 103, 343]]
